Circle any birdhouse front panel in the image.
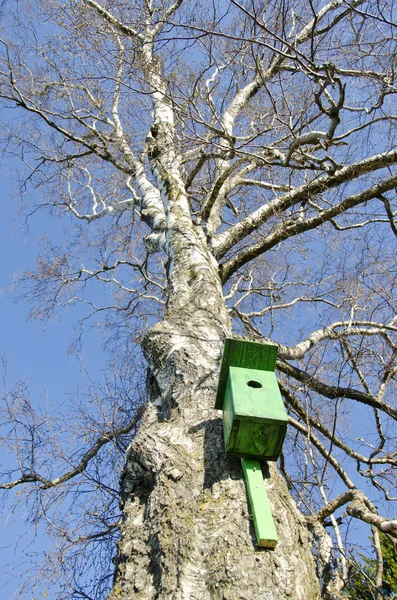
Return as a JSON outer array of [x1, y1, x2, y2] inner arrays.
[[223, 366, 287, 460]]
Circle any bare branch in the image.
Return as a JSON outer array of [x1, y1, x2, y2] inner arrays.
[[220, 174, 397, 280], [0, 405, 144, 491], [215, 150, 397, 259]]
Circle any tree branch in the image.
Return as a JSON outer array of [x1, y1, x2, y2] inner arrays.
[[278, 359, 397, 419], [220, 174, 397, 280], [214, 150, 397, 259], [0, 405, 145, 491]]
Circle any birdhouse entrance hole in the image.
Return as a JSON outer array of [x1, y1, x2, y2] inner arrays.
[[247, 380, 262, 388]]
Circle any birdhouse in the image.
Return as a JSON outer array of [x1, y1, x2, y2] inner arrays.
[[215, 338, 287, 461]]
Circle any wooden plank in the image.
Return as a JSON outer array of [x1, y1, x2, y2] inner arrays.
[[215, 338, 278, 409], [241, 458, 278, 549], [223, 367, 288, 460]]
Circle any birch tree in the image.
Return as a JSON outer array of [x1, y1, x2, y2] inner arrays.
[[0, 0, 397, 598]]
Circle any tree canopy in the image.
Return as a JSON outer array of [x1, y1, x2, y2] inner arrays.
[[0, 0, 396, 598], [344, 532, 397, 599]]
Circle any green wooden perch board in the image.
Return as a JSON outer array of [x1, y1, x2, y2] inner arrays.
[[242, 459, 278, 549]]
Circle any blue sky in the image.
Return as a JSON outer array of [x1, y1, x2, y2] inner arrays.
[[0, 164, 106, 597]]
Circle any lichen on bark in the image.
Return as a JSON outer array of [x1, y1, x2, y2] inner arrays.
[[109, 247, 320, 599]]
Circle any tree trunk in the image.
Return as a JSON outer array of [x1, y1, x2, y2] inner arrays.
[[108, 241, 320, 599]]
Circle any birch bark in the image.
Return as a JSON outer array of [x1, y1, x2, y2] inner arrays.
[[108, 237, 320, 599]]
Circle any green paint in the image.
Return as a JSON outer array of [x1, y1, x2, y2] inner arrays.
[[242, 459, 278, 549], [222, 366, 287, 460], [215, 340, 284, 550], [216, 338, 278, 410]]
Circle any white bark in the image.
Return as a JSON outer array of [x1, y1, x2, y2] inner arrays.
[[109, 283, 320, 599]]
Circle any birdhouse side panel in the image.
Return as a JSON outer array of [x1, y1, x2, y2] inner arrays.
[[222, 374, 238, 453]]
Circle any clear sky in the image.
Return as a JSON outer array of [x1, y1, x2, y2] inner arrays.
[[0, 164, 105, 597]]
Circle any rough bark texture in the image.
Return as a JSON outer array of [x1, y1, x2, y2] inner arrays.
[[109, 244, 320, 599]]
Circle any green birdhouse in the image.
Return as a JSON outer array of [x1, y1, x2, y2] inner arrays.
[[215, 338, 287, 461]]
